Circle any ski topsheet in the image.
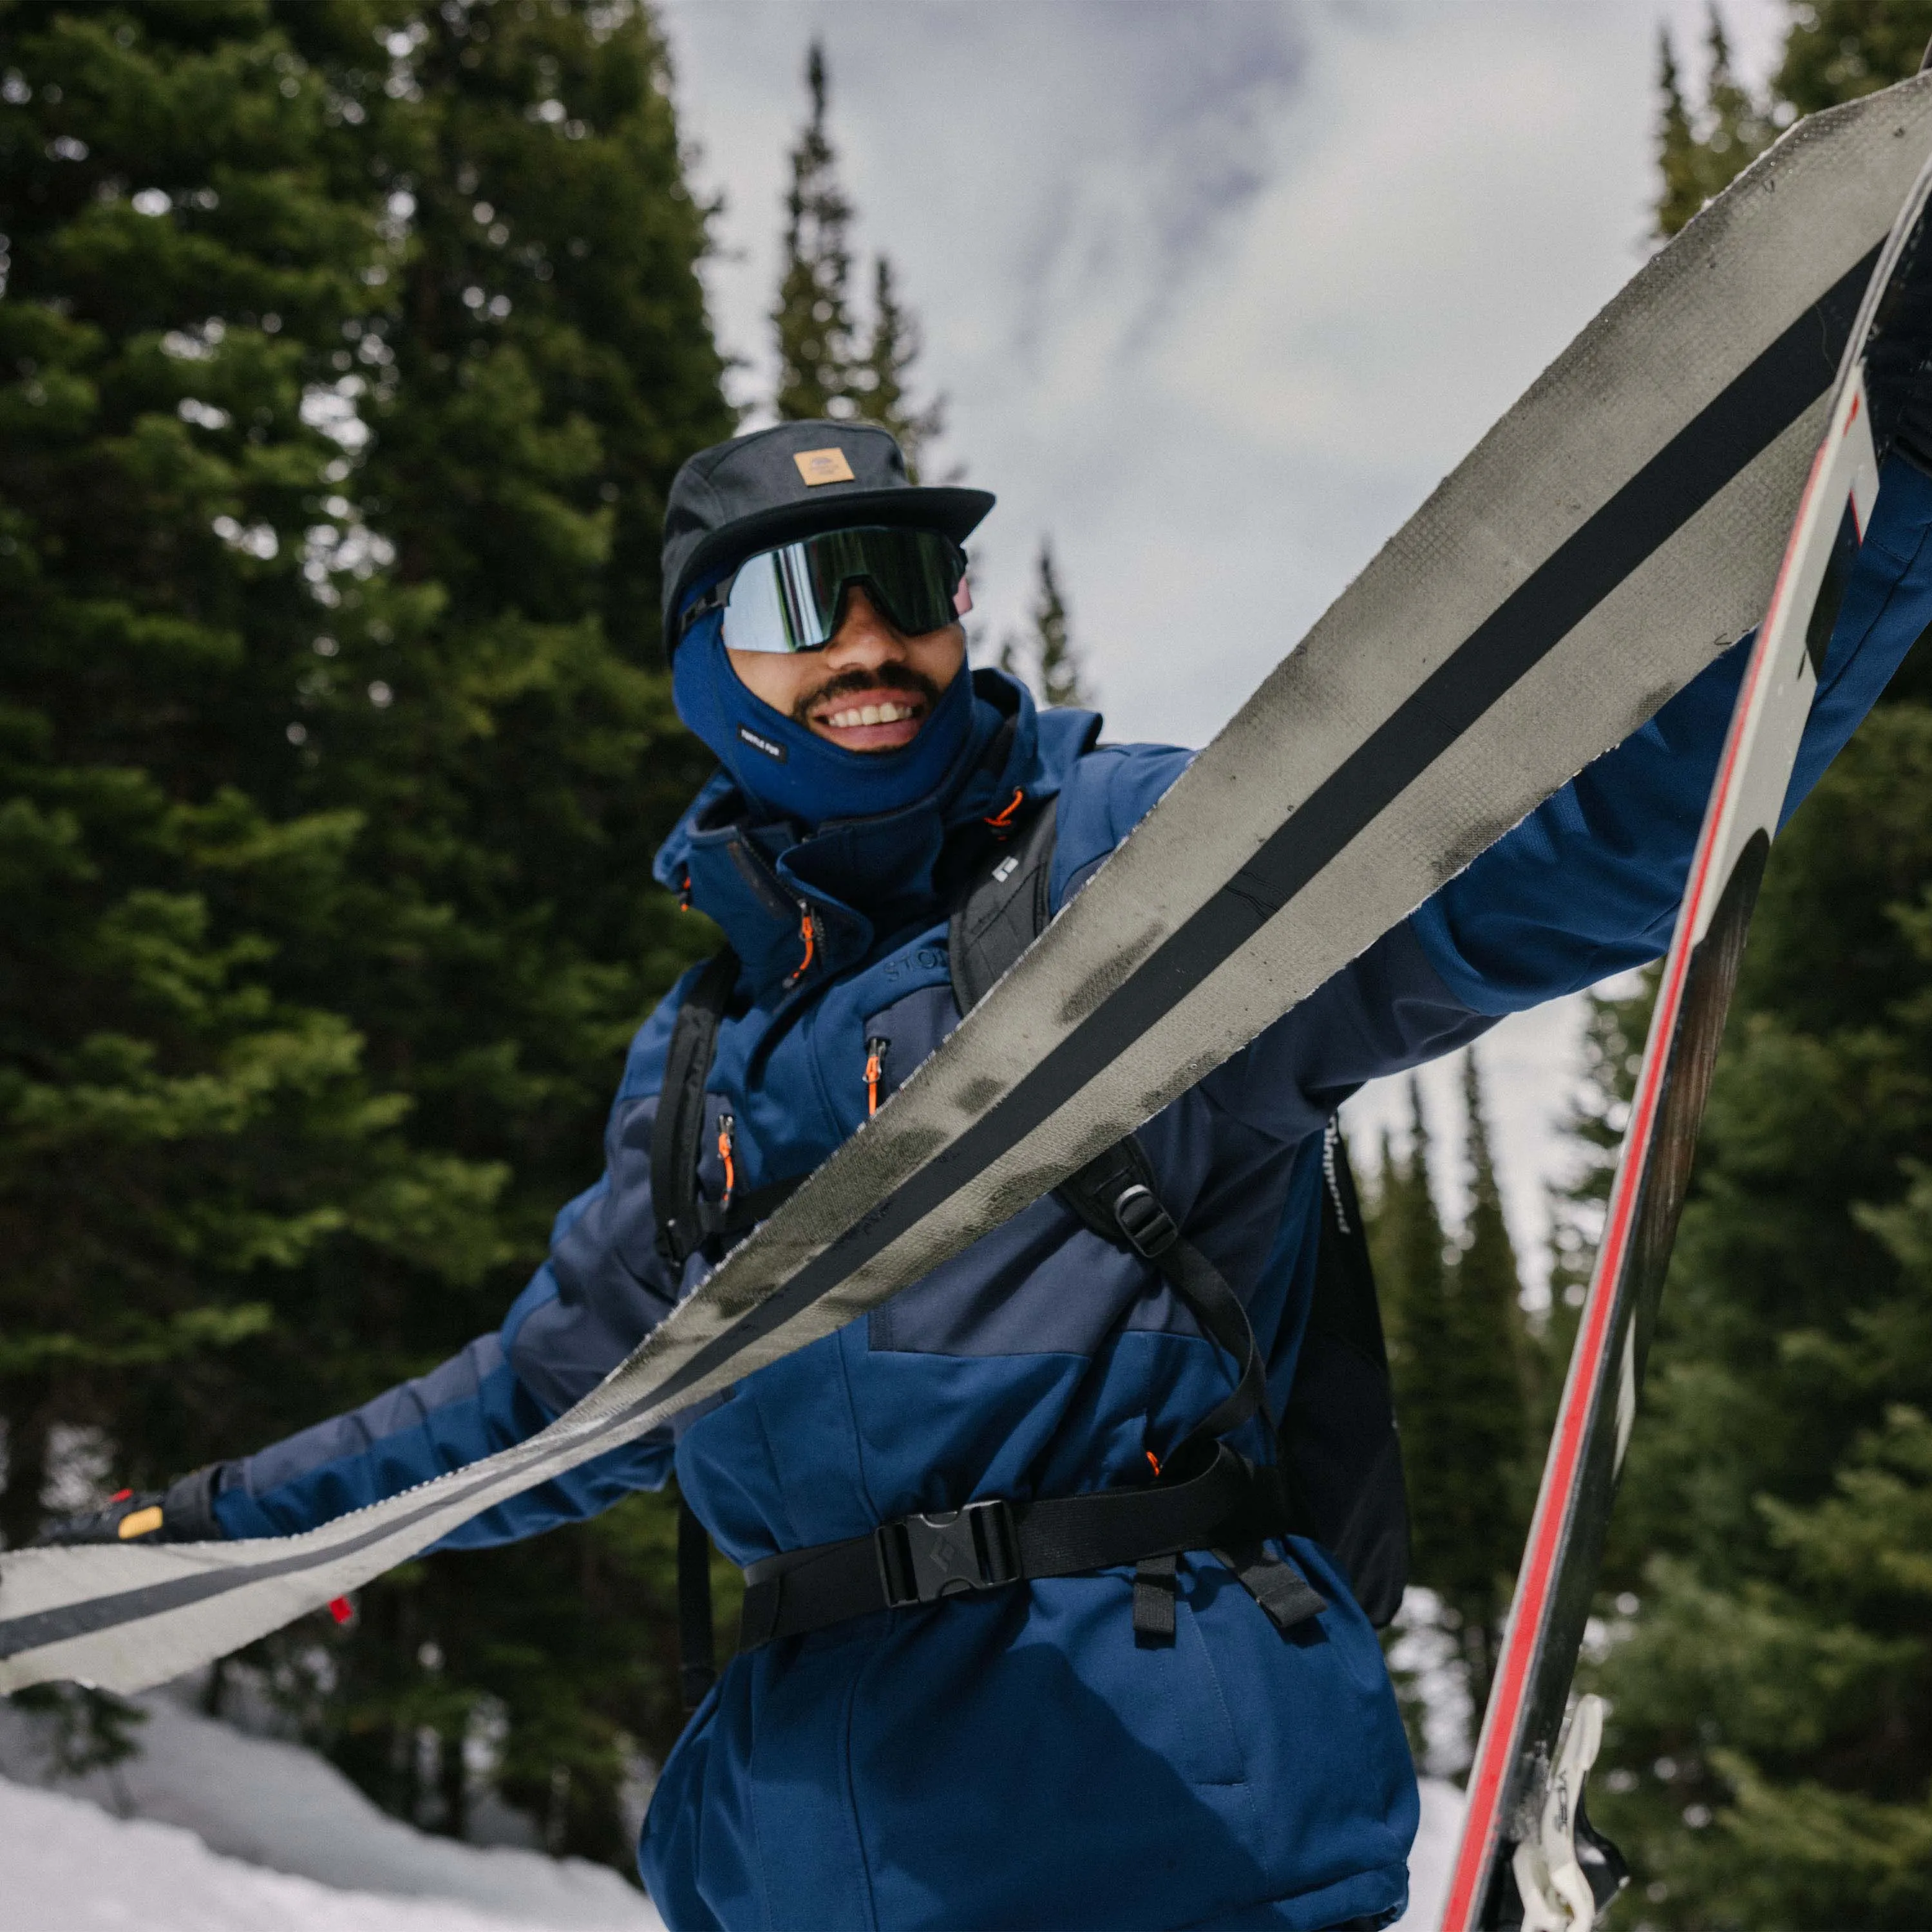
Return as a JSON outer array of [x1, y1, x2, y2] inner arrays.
[[5, 79, 1932, 1698], [1440, 145, 1932, 1932]]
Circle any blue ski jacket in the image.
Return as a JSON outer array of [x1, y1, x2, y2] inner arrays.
[[212, 458, 1932, 1931]]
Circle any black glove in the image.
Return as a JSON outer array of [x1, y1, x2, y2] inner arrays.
[[32, 1464, 228, 1547]]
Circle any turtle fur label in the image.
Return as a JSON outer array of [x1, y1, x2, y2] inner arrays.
[[737, 724, 788, 762]]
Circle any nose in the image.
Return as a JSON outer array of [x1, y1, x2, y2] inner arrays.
[[823, 585, 908, 666]]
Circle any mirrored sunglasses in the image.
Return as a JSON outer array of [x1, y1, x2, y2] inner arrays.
[[682, 526, 972, 654]]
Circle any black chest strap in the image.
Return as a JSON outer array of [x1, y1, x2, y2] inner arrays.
[[736, 1442, 1317, 1653]]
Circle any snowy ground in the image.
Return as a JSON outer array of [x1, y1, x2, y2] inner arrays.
[[1391, 1776, 1464, 1930], [0, 1779, 665, 1932], [0, 1680, 1460, 1931], [0, 1688, 662, 1932]]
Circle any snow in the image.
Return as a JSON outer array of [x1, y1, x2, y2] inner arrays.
[[0, 1779, 656, 1932], [0, 1689, 661, 1932], [0, 1678, 1461, 1931], [1393, 1777, 1466, 1930]]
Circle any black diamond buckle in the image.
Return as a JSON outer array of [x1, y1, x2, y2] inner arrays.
[[875, 1499, 1020, 1607], [1112, 1182, 1178, 1259]]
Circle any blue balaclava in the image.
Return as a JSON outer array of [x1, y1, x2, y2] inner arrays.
[[659, 421, 996, 826], [672, 602, 976, 825]]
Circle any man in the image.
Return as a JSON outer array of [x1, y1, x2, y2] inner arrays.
[[43, 415, 1932, 1929]]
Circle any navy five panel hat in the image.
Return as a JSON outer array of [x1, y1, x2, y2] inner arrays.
[[659, 419, 994, 656]]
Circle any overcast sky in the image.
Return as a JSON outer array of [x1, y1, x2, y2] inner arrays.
[[655, 0, 1787, 1274]]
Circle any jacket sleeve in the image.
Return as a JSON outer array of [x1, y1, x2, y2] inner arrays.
[[1203, 451, 1932, 1143], [213, 973, 705, 1549]]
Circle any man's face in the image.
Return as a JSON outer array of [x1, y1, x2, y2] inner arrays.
[[726, 583, 967, 753]]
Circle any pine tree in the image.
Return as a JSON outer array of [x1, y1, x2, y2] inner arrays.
[[1656, 32, 1709, 242], [265, 0, 730, 1865], [1653, 8, 1778, 240], [1778, 0, 1932, 116], [1457, 1055, 1537, 1508], [1374, 1064, 1532, 1722], [771, 44, 944, 465], [857, 256, 944, 477], [1372, 1087, 1470, 1691], [999, 539, 1092, 709], [1703, 13, 1774, 173], [773, 41, 857, 424], [0, 0, 475, 1533], [0, 0, 730, 1870]]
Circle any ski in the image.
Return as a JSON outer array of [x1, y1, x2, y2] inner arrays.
[[1438, 149, 1932, 1932], [5, 79, 1932, 1700]]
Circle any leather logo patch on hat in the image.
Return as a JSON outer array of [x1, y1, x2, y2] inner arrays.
[[793, 447, 855, 486]]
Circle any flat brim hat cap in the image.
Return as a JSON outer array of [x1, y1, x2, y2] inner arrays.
[[659, 419, 994, 655]]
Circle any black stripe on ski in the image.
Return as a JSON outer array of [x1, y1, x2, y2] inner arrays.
[[0, 245, 1877, 1663]]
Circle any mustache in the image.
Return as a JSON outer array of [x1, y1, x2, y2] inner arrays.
[[793, 661, 942, 723]]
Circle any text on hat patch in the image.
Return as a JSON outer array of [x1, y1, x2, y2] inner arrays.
[[793, 448, 856, 486]]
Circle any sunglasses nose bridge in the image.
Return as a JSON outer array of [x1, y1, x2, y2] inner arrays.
[[822, 578, 911, 654]]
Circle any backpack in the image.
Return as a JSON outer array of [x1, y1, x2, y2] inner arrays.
[[943, 797, 1410, 1627]]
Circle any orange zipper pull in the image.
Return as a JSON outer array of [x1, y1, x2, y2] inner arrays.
[[864, 1036, 889, 1117], [785, 902, 817, 985], [717, 1112, 736, 1209], [984, 786, 1025, 835]]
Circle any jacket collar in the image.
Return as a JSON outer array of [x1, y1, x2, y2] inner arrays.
[[654, 669, 1101, 999]]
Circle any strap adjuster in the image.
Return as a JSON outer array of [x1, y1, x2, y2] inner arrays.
[[1112, 1183, 1178, 1258], [875, 1499, 1019, 1607]]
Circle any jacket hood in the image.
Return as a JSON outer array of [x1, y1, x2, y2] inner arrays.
[[654, 669, 1102, 998]]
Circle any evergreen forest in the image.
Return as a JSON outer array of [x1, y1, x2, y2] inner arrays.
[[0, 2, 971, 1877], [0, 0, 739, 1866]]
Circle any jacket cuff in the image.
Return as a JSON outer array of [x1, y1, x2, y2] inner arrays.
[[162, 1463, 232, 1542]]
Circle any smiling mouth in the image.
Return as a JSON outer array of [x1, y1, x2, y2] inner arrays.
[[802, 679, 934, 750], [821, 699, 922, 729]]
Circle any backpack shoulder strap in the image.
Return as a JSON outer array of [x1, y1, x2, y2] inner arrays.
[[650, 947, 809, 1269], [948, 795, 1059, 1015], [650, 949, 739, 1269], [946, 791, 1274, 1453]]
